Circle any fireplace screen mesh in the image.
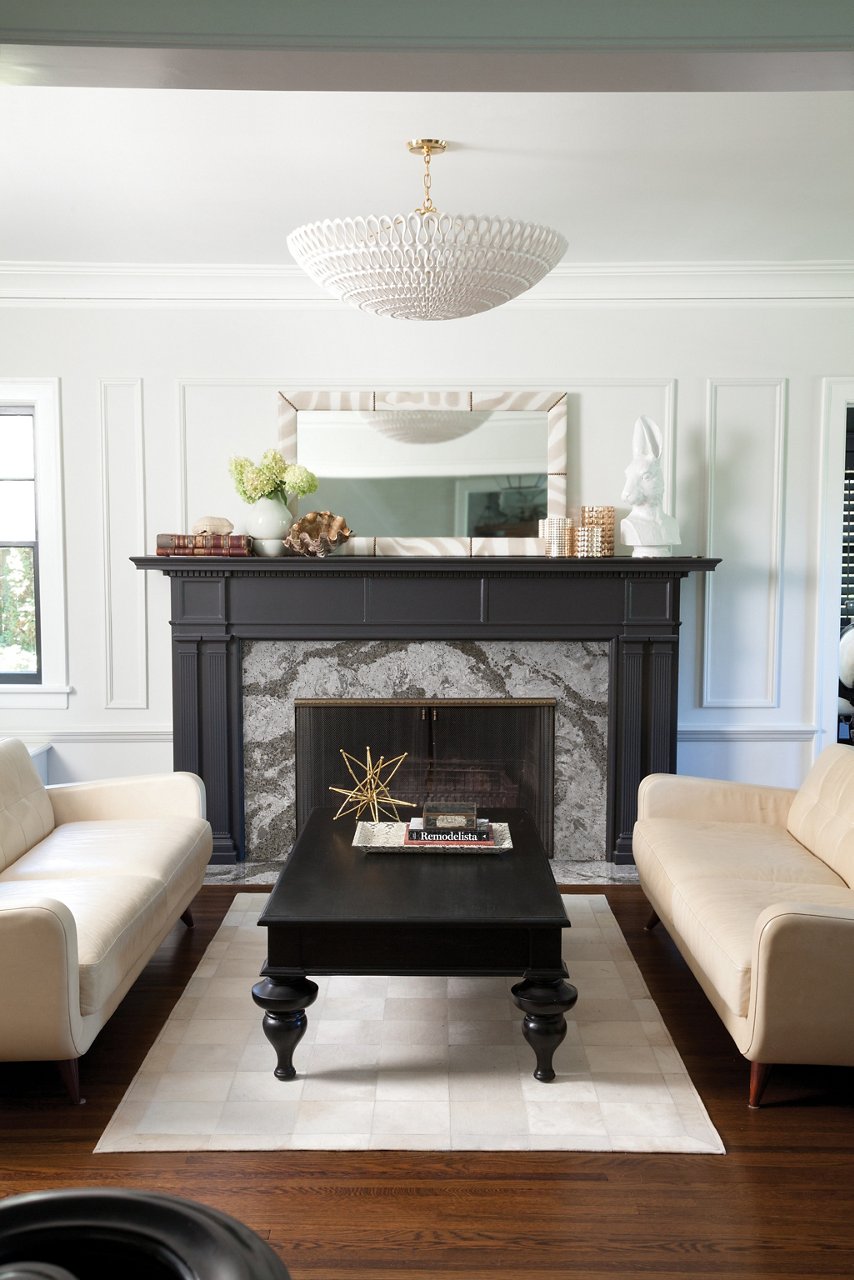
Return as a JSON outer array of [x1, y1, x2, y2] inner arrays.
[[294, 699, 555, 855]]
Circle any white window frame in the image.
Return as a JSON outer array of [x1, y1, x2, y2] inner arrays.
[[0, 379, 69, 709]]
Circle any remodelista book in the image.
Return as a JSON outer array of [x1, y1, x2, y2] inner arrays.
[[404, 825, 495, 847], [352, 821, 512, 852]]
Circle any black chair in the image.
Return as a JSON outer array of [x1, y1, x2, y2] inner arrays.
[[0, 1189, 291, 1279]]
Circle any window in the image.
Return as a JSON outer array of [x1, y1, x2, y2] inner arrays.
[[842, 405, 854, 631], [0, 380, 68, 709], [0, 407, 41, 682], [839, 407, 854, 742]]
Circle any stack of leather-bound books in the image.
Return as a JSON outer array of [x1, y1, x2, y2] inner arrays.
[[155, 533, 253, 557]]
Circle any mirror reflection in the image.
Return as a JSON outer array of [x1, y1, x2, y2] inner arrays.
[[298, 410, 548, 538]]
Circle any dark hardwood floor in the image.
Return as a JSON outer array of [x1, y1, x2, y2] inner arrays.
[[2, 883, 853, 1278]]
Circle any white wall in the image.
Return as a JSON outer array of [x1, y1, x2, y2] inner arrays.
[[1, 288, 852, 788]]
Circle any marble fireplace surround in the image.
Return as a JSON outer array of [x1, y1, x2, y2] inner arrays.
[[134, 555, 718, 865], [242, 639, 609, 865]]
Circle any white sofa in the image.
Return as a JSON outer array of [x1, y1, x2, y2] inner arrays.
[[0, 738, 212, 1101], [633, 744, 854, 1107]]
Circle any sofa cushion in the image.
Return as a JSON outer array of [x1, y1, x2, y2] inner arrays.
[[0, 874, 172, 1017], [786, 745, 854, 887], [0, 739, 55, 872], [632, 817, 845, 920], [669, 878, 854, 1019], [2, 817, 212, 916]]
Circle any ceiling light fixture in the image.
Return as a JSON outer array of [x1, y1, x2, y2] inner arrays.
[[286, 139, 567, 322]]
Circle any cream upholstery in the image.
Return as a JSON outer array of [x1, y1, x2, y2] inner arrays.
[[0, 739, 55, 871], [0, 738, 212, 1079], [633, 745, 854, 1102]]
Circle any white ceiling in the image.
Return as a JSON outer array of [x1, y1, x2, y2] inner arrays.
[[2, 85, 853, 267]]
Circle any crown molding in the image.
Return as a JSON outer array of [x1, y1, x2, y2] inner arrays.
[[1, 260, 853, 305]]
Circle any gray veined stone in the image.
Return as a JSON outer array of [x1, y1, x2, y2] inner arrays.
[[241, 639, 609, 865]]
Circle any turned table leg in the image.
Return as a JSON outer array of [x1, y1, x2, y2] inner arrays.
[[511, 971, 578, 1082], [251, 975, 319, 1081]]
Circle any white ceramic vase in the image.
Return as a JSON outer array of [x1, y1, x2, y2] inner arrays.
[[245, 495, 293, 540]]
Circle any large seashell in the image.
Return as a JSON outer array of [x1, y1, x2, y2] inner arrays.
[[192, 515, 234, 535], [282, 510, 352, 558]]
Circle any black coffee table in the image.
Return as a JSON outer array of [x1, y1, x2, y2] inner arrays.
[[251, 807, 576, 1082]]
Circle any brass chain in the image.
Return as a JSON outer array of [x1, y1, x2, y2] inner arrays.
[[415, 144, 438, 216]]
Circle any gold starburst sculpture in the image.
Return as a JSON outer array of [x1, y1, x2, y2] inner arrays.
[[329, 746, 417, 822]]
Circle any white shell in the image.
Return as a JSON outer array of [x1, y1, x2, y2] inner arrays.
[[192, 516, 234, 535]]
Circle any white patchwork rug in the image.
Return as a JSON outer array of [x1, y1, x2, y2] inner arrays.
[[96, 893, 724, 1154]]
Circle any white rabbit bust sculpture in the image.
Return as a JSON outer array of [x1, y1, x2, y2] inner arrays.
[[620, 416, 681, 558]]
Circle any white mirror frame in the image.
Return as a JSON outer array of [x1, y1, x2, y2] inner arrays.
[[277, 388, 567, 556]]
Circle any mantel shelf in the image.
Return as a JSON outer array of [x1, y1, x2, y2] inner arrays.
[[134, 555, 719, 579]]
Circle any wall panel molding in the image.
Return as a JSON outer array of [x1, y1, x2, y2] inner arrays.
[[701, 377, 787, 709], [12, 727, 173, 744], [678, 723, 816, 742], [100, 378, 148, 708], [177, 380, 190, 534]]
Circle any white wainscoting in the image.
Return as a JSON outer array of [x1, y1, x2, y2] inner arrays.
[[677, 724, 816, 790], [100, 378, 148, 709], [563, 380, 676, 544], [701, 378, 788, 709], [14, 729, 173, 785]]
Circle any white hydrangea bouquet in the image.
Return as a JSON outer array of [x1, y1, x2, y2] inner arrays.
[[229, 450, 318, 505]]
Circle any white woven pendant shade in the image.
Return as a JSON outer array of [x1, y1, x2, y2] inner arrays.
[[287, 211, 567, 321], [370, 409, 490, 442], [287, 141, 567, 321]]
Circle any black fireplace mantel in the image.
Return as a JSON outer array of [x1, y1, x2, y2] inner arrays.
[[133, 555, 719, 863]]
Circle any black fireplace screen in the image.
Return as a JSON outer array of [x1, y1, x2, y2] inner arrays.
[[294, 698, 555, 855]]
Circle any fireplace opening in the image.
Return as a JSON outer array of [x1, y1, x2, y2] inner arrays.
[[294, 698, 556, 856]]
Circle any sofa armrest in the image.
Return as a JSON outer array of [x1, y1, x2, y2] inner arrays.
[[637, 774, 796, 825], [0, 891, 83, 1060], [47, 772, 207, 824], [746, 901, 854, 1065]]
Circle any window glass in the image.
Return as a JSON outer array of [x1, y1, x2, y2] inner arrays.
[[0, 415, 35, 479], [0, 481, 36, 540], [0, 408, 40, 682], [0, 546, 37, 675]]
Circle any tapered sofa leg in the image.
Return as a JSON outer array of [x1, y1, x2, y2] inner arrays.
[[748, 1061, 772, 1109], [180, 906, 195, 928], [57, 1058, 84, 1105], [644, 909, 660, 931]]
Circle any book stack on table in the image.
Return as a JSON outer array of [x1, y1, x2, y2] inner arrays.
[[353, 817, 511, 854], [156, 533, 254, 557], [404, 817, 495, 848]]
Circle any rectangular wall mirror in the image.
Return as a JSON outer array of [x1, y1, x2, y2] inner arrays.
[[277, 389, 568, 554]]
